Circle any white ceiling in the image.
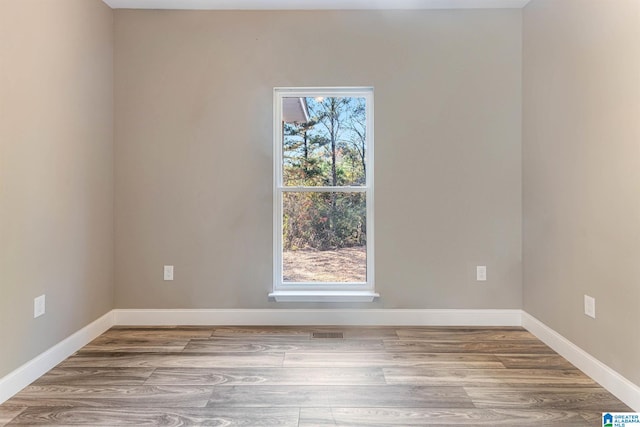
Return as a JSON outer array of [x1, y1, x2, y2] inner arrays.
[[102, 0, 530, 10]]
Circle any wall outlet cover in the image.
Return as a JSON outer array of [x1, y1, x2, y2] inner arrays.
[[34, 294, 46, 318], [476, 265, 487, 281], [584, 294, 596, 319], [164, 265, 174, 281]]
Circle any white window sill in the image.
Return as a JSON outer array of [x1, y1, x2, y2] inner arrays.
[[269, 291, 380, 303]]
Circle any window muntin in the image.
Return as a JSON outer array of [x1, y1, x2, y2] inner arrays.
[[273, 88, 375, 299]]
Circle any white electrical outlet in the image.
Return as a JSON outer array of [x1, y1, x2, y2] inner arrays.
[[164, 265, 174, 281], [34, 294, 46, 318], [476, 266, 487, 281], [584, 295, 596, 318]]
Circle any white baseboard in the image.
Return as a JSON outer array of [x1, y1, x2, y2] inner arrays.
[[522, 312, 640, 411], [0, 311, 115, 405], [113, 308, 523, 326]]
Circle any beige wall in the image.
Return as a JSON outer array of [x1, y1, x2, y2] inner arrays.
[[0, 0, 114, 377], [114, 10, 522, 309], [523, 0, 640, 386]]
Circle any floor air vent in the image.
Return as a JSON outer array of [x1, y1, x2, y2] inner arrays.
[[312, 332, 344, 339]]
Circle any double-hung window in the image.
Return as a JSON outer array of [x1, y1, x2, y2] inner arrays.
[[270, 87, 377, 302]]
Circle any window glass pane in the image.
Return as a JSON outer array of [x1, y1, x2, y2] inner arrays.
[[282, 97, 367, 187], [283, 192, 366, 283]]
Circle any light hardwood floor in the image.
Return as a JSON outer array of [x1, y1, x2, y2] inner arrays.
[[0, 326, 631, 426]]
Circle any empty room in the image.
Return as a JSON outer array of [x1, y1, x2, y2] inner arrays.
[[1, 0, 639, 425]]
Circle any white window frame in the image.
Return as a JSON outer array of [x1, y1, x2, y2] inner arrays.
[[270, 87, 378, 302]]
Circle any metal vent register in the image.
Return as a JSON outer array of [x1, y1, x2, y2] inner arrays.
[[312, 332, 344, 339]]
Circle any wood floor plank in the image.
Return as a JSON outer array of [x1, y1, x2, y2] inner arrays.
[[34, 368, 155, 386], [6, 385, 215, 408], [145, 367, 386, 385], [211, 326, 399, 340], [0, 406, 25, 427], [383, 367, 597, 386], [96, 328, 213, 341], [384, 340, 554, 354], [395, 328, 537, 341], [464, 386, 632, 411], [298, 407, 592, 426], [211, 326, 312, 338], [579, 411, 606, 423], [283, 352, 505, 368], [109, 325, 216, 332], [58, 352, 284, 368], [496, 354, 577, 369], [206, 385, 474, 408], [298, 407, 338, 426], [183, 338, 385, 353], [79, 341, 189, 353], [328, 327, 399, 340], [8, 407, 299, 426]]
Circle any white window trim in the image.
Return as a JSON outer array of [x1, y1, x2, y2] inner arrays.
[[270, 87, 378, 303]]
